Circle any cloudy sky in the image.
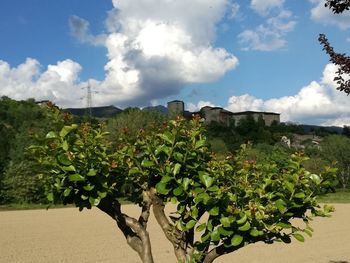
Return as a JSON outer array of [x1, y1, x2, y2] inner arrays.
[[1, 0, 350, 126]]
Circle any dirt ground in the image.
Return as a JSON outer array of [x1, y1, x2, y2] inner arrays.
[[0, 204, 349, 263]]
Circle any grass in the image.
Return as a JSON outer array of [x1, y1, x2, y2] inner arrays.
[[317, 188, 350, 203]]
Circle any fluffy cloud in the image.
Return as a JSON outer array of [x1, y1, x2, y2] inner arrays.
[[250, 0, 285, 16], [187, 100, 217, 112], [310, 0, 350, 29], [1, 0, 238, 108], [93, 0, 238, 107], [238, 10, 296, 51], [0, 58, 85, 108], [69, 15, 106, 46], [225, 64, 350, 126]]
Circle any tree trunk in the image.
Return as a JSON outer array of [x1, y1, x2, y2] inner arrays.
[[97, 196, 154, 263]]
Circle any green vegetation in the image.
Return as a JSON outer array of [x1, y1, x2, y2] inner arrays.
[[317, 188, 350, 203], [27, 108, 337, 263]]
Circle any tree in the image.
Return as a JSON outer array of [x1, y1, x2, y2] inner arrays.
[[321, 135, 350, 188], [319, 1, 350, 94], [325, 0, 350, 13], [31, 114, 336, 263]]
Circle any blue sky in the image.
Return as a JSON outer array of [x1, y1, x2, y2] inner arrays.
[[1, 0, 350, 126]]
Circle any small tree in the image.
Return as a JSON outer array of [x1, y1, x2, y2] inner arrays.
[[31, 115, 336, 263]]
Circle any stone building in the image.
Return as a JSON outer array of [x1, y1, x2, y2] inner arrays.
[[166, 100, 280, 126], [167, 100, 184, 116], [231, 111, 280, 126]]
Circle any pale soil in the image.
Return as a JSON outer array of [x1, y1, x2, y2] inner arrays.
[[0, 204, 349, 263]]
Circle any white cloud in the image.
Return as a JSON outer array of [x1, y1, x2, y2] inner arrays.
[[187, 100, 217, 112], [1, 0, 238, 108], [310, 0, 350, 29], [0, 58, 85, 108], [224, 64, 350, 126], [238, 9, 296, 51], [250, 0, 285, 16], [92, 0, 239, 107]]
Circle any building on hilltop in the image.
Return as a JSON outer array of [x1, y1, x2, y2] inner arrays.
[[231, 111, 280, 126], [167, 100, 184, 116], [166, 100, 280, 126]]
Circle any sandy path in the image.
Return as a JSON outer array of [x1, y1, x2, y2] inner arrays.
[[0, 204, 349, 263]]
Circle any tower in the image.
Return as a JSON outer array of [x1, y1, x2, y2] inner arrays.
[[167, 100, 184, 116]]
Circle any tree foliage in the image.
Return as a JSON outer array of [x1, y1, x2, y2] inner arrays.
[[321, 135, 350, 188], [0, 97, 68, 204], [320, 0, 350, 94], [318, 34, 350, 94], [31, 114, 336, 263], [325, 0, 350, 13]]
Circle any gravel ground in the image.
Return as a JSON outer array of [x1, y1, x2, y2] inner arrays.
[[0, 204, 349, 263]]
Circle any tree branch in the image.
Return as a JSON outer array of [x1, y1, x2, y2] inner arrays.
[[203, 243, 242, 263], [97, 196, 154, 263], [149, 188, 187, 262], [139, 191, 152, 229]]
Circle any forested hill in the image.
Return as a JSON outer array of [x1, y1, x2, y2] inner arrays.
[[64, 105, 122, 118]]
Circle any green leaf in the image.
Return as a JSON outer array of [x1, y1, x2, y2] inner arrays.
[[61, 165, 76, 172], [87, 169, 97, 176], [294, 192, 306, 199], [195, 192, 210, 205], [160, 175, 174, 184], [57, 154, 71, 166], [249, 229, 260, 237], [173, 163, 181, 176], [211, 229, 220, 241], [220, 217, 231, 228], [46, 131, 58, 139], [284, 181, 294, 193], [83, 185, 95, 191], [173, 186, 184, 196], [182, 178, 191, 191], [218, 226, 233, 236], [186, 220, 197, 230], [231, 234, 243, 246], [59, 125, 77, 138], [209, 206, 219, 216], [62, 141, 69, 151], [158, 131, 174, 144], [196, 223, 207, 232], [68, 174, 85, 182], [201, 232, 211, 242], [275, 199, 287, 214], [238, 221, 251, 231], [276, 222, 292, 229], [198, 171, 214, 188], [141, 159, 154, 168], [47, 192, 54, 202], [89, 197, 100, 206], [63, 188, 72, 197], [156, 182, 171, 195], [129, 167, 141, 175], [292, 233, 305, 242], [236, 214, 247, 225], [195, 139, 206, 149], [98, 191, 107, 198]]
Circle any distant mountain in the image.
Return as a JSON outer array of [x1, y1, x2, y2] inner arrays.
[[142, 105, 168, 113], [64, 105, 122, 118]]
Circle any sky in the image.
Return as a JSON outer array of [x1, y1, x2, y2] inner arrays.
[[1, 0, 350, 126]]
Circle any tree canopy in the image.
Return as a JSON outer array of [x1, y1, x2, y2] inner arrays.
[[30, 113, 336, 263]]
